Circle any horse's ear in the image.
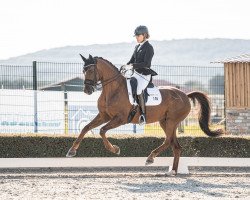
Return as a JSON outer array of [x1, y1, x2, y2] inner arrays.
[[89, 54, 96, 63], [88, 54, 93, 61], [79, 54, 87, 62]]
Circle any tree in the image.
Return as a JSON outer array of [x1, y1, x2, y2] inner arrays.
[[184, 81, 206, 92], [209, 75, 224, 94], [0, 78, 32, 89]]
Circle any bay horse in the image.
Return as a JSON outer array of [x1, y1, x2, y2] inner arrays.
[[66, 54, 223, 175]]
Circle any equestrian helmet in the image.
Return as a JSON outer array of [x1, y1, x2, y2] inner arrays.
[[134, 25, 149, 36]]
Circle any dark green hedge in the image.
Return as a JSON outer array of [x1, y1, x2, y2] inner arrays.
[[0, 136, 249, 158]]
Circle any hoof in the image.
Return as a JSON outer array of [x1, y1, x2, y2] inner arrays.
[[66, 147, 77, 157], [113, 145, 120, 155], [145, 159, 154, 166], [165, 170, 177, 176]]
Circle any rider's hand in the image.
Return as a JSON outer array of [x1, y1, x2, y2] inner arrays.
[[120, 64, 134, 78], [125, 64, 133, 70]]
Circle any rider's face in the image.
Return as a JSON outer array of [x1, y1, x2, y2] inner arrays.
[[135, 34, 144, 43]]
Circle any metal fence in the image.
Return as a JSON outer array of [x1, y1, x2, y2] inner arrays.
[[0, 61, 224, 135], [0, 64, 33, 89]]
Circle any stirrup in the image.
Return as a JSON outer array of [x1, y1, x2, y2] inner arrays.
[[127, 105, 138, 123], [139, 114, 146, 125]]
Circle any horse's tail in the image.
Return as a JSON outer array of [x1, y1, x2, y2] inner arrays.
[[187, 91, 224, 137]]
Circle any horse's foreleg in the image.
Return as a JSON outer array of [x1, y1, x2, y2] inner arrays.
[[99, 116, 124, 154], [66, 113, 109, 157]]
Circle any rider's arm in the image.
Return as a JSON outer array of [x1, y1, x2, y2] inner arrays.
[[127, 55, 135, 65]]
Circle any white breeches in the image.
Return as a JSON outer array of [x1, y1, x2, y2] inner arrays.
[[131, 72, 151, 95]]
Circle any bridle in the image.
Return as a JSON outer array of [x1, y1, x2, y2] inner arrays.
[[83, 63, 121, 91]]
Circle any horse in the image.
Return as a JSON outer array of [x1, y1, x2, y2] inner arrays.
[[66, 54, 223, 175]]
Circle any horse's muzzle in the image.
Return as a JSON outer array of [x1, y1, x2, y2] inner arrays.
[[83, 84, 94, 95]]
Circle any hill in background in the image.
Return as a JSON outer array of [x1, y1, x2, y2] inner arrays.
[[1, 39, 250, 66]]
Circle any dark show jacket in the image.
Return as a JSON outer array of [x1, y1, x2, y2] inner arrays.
[[127, 41, 158, 76]]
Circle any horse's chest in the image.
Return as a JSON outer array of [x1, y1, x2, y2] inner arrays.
[[98, 99, 121, 117], [97, 89, 129, 117]]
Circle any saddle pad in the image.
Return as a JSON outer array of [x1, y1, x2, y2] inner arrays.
[[126, 80, 162, 106]]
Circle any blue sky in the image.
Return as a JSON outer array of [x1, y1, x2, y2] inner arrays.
[[0, 0, 249, 59]]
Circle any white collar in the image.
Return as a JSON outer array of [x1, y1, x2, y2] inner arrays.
[[138, 40, 147, 46]]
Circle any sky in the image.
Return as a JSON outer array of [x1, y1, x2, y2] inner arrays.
[[0, 0, 250, 60]]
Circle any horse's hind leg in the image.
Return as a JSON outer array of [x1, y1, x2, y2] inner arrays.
[[145, 118, 175, 165], [170, 134, 182, 174]]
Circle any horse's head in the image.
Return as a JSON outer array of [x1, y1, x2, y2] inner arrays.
[[80, 54, 100, 95]]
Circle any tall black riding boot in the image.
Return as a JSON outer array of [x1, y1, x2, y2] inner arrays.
[[138, 93, 146, 125]]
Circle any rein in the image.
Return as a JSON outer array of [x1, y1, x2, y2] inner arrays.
[[83, 64, 121, 89], [100, 73, 121, 87]]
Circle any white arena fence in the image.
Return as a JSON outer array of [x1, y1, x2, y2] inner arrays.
[[0, 89, 225, 135], [0, 89, 138, 134]]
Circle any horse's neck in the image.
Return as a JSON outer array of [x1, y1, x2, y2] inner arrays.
[[97, 59, 119, 82], [97, 59, 127, 95]]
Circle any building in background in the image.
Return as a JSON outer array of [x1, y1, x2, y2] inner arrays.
[[214, 54, 250, 134]]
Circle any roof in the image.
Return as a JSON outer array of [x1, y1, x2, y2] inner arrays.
[[213, 54, 250, 63], [39, 76, 192, 92], [39, 76, 83, 91]]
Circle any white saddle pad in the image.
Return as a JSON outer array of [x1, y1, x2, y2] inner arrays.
[[126, 80, 162, 106]]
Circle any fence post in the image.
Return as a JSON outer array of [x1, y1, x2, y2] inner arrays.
[[62, 84, 69, 135], [33, 61, 38, 133], [175, 85, 184, 133], [133, 124, 136, 133]]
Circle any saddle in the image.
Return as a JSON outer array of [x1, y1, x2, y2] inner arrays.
[[126, 79, 162, 123], [126, 79, 162, 106]]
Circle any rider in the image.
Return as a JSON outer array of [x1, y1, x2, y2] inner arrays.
[[127, 25, 157, 125]]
